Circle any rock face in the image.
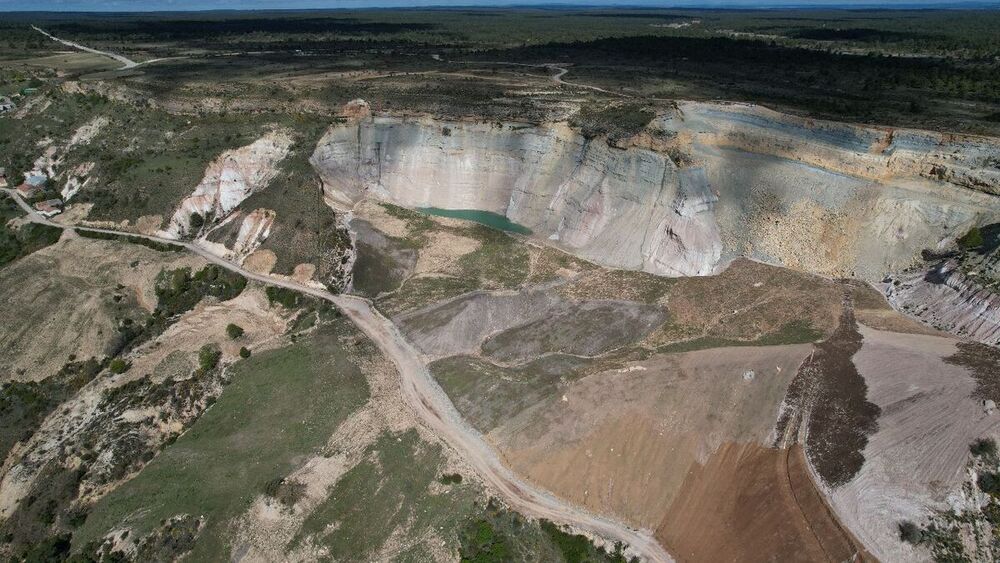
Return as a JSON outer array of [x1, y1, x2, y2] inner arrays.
[[161, 130, 293, 239], [311, 102, 1000, 281], [886, 257, 1000, 346]]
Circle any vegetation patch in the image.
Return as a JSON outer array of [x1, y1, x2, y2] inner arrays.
[[77, 229, 183, 253], [0, 222, 63, 267], [294, 428, 479, 559], [777, 303, 881, 488], [570, 102, 655, 143], [431, 354, 596, 433], [457, 500, 634, 563], [75, 319, 370, 560]]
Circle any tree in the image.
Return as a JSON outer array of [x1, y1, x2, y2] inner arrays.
[[198, 344, 221, 372], [108, 358, 129, 374], [958, 226, 984, 250], [239, 346, 251, 359], [898, 520, 923, 544], [189, 212, 204, 233], [226, 323, 244, 339], [971, 437, 998, 458]]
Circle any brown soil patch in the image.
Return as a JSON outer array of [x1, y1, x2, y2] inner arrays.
[[855, 308, 946, 336], [0, 238, 203, 382], [663, 259, 843, 342], [657, 442, 869, 563], [491, 344, 811, 527], [134, 214, 164, 235], [291, 262, 316, 283], [243, 249, 277, 274]]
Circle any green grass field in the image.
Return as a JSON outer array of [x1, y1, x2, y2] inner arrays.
[[293, 428, 480, 559], [74, 320, 370, 560]]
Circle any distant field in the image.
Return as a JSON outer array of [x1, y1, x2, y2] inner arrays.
[[3, 8, 999, 133]]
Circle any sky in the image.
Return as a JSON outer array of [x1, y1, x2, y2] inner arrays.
[[1, 0, 998, 11]]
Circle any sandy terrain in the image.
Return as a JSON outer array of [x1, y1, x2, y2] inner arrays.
[[491, 344, 811, 528], [0, 238, 203, 382], [830, 326, 1000, 562]]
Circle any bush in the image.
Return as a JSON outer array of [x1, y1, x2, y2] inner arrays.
[[226, 323, 244, 339], [971, 437, 998, 458], [898, 520, 923, 544], [265, 286, 300, 309], [108, 358, 130, 374], [958, 226, 984, 249], [189, 212, 204, 233], [239, 346, 251, 359], [198, 344, 221, 372], [980, 471, 1000, 497], [439, 473, 463, 485]]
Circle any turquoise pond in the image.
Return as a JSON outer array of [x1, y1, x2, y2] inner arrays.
[[417, 207, 533, 235]]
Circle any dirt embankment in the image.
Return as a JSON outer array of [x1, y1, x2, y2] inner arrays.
[[656, 443, 869, 563]]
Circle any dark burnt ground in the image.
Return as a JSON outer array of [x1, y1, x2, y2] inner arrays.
[[775, 292, 881, 488], [945, 341, 1000, 403]]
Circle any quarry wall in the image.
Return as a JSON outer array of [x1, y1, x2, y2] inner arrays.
[[311, 101, 1000, 282]]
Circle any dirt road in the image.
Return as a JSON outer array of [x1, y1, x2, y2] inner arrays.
[[437, 57, 631, 98], [32, 25, 140, 70], [3, 189, 672, 562]]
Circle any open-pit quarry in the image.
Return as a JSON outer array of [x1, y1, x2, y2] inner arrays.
[[4, 94, 1000, 562], [304, 99, 1000, 561]]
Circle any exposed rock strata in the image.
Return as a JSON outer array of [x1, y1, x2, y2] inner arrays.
[[160, 130, 293, 239], [885, 259, 1000, 346], [312, 102, 1000, 282]]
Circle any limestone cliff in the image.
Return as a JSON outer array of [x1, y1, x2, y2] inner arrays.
[[160, 130, 293, 239], [311, 103, 999, 283]]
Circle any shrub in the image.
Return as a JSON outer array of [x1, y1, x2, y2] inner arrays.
[[439, 473, 463, 485], [265, 286, 300, 309], [898, 520, 923, 544], [980, 471, 1000, 497], [226, 323, 244, 339], [189, 212, 204, 233], [958, 226, 984, 250], [971, 437, 998, 458], [108, 358, 130, 374], [198, 345, 221, 372], [239, 346, 251, 359]]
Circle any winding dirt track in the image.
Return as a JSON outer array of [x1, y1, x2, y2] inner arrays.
[[437, 57, 631, 98], [4, 189, 671, 563]]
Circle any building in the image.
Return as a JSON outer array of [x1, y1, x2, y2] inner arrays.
[[16, 183, 43, 199], [0, 168, 6, 188], [34, 199, 63, 217], [25, 172, 47, 188], [0, 97, 14, 114]]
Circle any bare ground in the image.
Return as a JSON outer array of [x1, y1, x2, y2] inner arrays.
[[0, 237, 204, 382], [489, 344, 811, 528]]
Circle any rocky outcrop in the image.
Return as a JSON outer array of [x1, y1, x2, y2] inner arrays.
[[311, 102, 1000, 282], [160, 130, 293, 239], [885, 258, 1000, 346], [312, 119, 722, 276]]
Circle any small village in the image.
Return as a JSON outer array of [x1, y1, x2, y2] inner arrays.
[[2, 168, 63, 217]]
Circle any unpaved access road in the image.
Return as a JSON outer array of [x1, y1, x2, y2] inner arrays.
[[32, 25, 141, 70], [4, 189, 672, 563], [435, 57, 631, 98]]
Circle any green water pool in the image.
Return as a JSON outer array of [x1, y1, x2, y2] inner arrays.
[[417, 207, 533, 235]]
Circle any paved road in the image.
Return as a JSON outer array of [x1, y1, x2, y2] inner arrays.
[[3, 188, 672, 563], [32, 25, 140, 70]]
